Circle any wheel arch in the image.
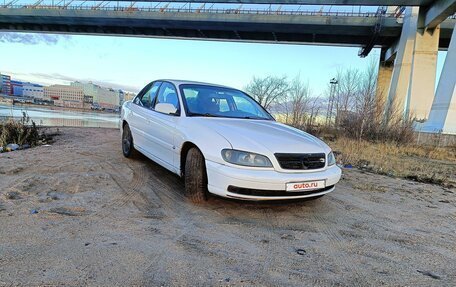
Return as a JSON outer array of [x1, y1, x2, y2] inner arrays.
[[180, 141, 203, 177]]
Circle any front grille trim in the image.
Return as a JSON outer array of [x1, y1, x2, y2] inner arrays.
[[275, 153, 326, 170], [227, 185, 335, 197]]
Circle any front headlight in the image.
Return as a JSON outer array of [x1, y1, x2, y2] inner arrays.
[[327, 151, 336, 166], [221, 149, 273, 167]]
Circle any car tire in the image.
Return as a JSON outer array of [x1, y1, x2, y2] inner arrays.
[[185, 147, 208, 203], [122, 124, 136, 158]]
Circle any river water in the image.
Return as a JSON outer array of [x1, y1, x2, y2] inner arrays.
[[0, 104, 120, 128]]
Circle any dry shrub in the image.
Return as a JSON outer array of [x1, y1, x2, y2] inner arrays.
[[338, 111, 415, 144], [334, 62, 415, 144], [316, 59, 416, 145], [0, 112, 40, 147], [331, 137, 456, 188]]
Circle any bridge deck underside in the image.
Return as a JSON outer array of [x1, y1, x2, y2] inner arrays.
[[0, 9, 454, 48]]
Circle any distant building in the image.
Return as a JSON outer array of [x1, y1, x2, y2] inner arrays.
[[71, 81, 120, 109], [123, 91, 136, 102], [84, 95, 93, 104], [83, 95, 93, 109], [44, 85, 84, 108], [71, 81, 98, 101], [6, 80, 44, 98], [11, 80, 23, 96], [0, 74, 12, 95], [22, 82, 44, 99], [97, 87, 119, 109], [117, 89, 124, 105]]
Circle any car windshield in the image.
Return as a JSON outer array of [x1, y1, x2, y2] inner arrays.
[[180, 84, 273, 120]]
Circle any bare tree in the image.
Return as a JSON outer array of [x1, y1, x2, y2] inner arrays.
[[245, 76, 289, 111], [245, 62, 415, 143], [307, 96, 322, 128], [286, 76, 311, 129], [330, 60, 414, 144], [334, 68, 360, 126], [353, 60, 377, 140]]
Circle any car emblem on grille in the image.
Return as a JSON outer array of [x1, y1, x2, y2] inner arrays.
[[300, 158, 308, 169], [319, 158, 325, 163]]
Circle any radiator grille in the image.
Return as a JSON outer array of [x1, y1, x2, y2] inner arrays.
[[275, 153, 326, 170]]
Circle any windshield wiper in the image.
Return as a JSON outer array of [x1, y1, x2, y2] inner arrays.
[[188, 112, 217, 117], [188, 112, 268, 120], [242, 116, 267, 120]]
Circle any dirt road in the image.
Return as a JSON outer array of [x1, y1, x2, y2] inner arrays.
[[0, 128, 455, 286]]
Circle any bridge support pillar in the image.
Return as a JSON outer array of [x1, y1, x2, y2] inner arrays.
[[406, 25, 440, 121], [386, 7, 419, 120], [376, 59, 393, 106], [421, 27, 456, 135], [385, 7, 442, 125]]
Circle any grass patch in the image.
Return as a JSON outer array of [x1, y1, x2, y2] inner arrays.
[[329, 137, 456, 188], [0, 112, 58, 151]]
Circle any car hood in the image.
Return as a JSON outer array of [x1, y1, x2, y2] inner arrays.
[[191, 118, 330, 155]]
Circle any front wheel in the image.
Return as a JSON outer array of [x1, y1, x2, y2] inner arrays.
[[184, 148, 208, 203]]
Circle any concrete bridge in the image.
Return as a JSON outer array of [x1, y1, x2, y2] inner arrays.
[[0, 0, 455, 134]]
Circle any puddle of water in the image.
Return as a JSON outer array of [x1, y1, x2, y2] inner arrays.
[[0, 104, 120, 128]]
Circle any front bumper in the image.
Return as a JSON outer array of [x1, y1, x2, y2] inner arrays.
[[206, 160, 342, 201]]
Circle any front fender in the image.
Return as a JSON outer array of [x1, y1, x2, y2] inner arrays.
[[176, 119, 232, 165]]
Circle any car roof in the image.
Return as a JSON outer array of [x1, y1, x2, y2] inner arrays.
[[157, 79, 234, 89]]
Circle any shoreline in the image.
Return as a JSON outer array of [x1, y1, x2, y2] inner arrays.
[[12, 103, 117, 114], [0, 103, 119, 115], [0, 102, 118, 114]]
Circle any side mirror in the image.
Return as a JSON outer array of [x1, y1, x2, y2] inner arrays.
[[155, 103, 178, 115]]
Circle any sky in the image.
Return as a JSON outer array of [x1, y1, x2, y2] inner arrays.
[[0, 31, 447, 96]]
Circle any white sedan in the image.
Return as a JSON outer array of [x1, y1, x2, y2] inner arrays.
[[121, 80, 341, 203]]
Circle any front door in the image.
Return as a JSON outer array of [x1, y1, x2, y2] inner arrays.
[[147, 82, 181, 169], [129, 82, 161, 150]]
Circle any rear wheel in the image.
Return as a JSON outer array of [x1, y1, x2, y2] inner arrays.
[[184, 148, 208, 203], [122, 124, 136, 158]]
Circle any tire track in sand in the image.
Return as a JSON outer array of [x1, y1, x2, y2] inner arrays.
[[309, 198, 368, 287]]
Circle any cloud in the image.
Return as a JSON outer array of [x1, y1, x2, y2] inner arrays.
[[0, 32, 70, 45], [29, 72, 79, 82]]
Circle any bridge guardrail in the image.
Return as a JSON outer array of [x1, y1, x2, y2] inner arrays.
[[3, 4, 396, 18]]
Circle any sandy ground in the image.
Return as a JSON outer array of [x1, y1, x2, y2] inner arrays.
[[0, 128, 455, 287]]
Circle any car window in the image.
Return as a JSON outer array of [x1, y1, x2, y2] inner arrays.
[[183, 88, 198, 112], [133, 83, 152, 105], [232, 95, 261, 116], [140, 82, 161, 109], [180, 84, 272, 120], [218, 98, 230, 112], [154, 82, 179, 112]]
